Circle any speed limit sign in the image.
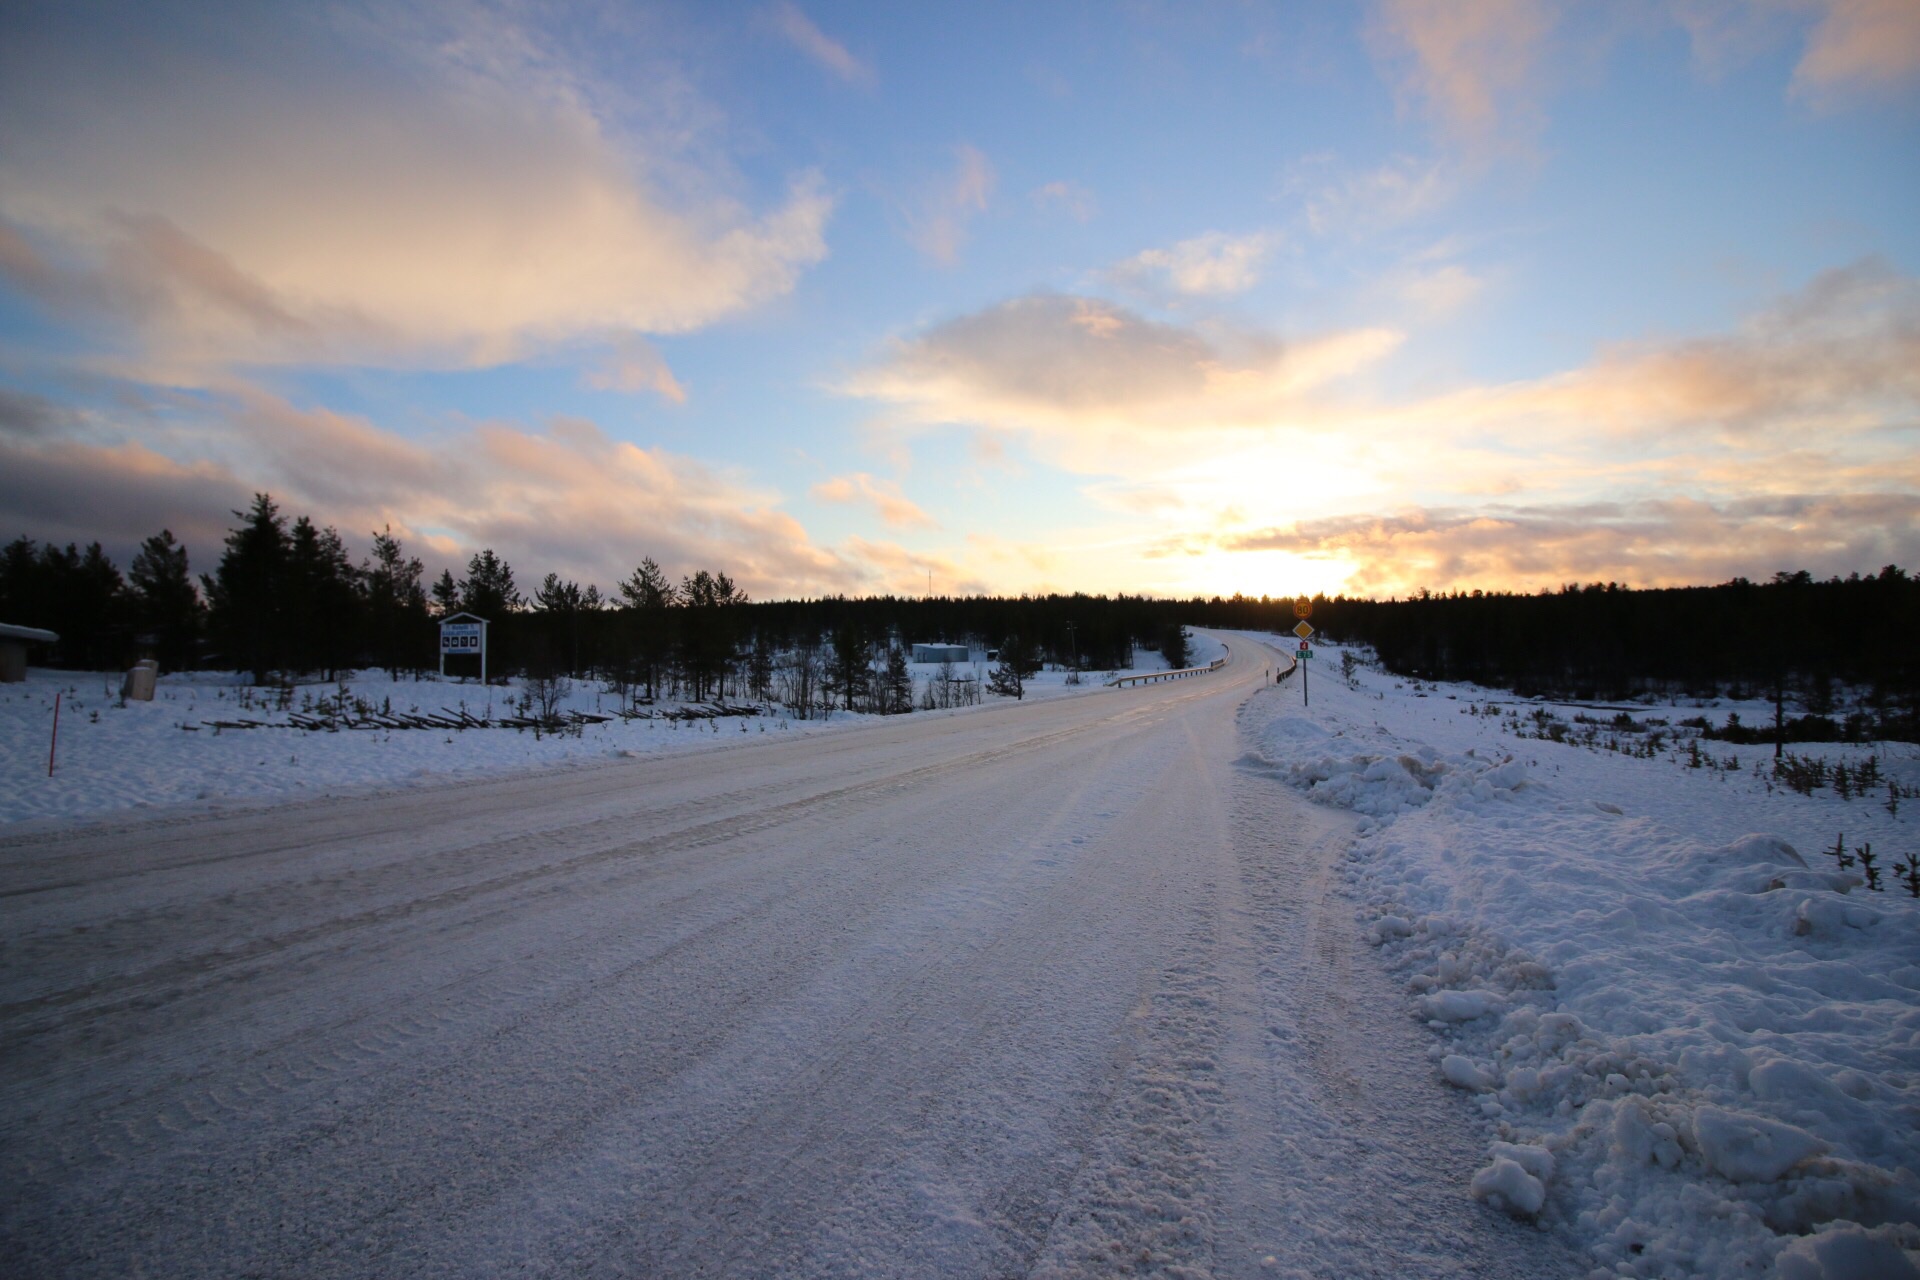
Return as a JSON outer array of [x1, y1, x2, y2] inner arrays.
[[1293, 595, 1312, 619]]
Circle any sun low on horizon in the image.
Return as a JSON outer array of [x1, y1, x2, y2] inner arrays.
[[1, 0, 1915, 603]]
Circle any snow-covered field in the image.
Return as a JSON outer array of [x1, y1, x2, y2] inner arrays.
[[0, 636, 1224, 829], [1241, 637, 1920, 1279]]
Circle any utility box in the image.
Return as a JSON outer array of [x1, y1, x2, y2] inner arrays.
[[122, 659, 159, 701]]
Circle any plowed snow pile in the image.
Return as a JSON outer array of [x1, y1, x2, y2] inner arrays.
[[1243, 642, 1920, 1280]]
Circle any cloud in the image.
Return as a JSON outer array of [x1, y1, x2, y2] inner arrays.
[[0, 385, 922, 600], [1393, 262, 1486, 316], [842, 537, 988, 595], [843, 259, 1919, 596], [1114, 231, 1279, 296], [1218, 493, 1920, 595], [1794, 0, 1920, 97], [0, 437, 252, 561], [903, 146, 996, 265], [0, 4, 832, 375], [1365, 0, 1555, 150], [1031, 181, 1097, 223], [1301, 154, 1458, 237], [843, 291, 1401, 468], [811, 472, 938, 529], [0, 387, 77, 438], [587, 335, 688, 403], [1457, 257, 1920, 439], [768, 2, 875, 87]]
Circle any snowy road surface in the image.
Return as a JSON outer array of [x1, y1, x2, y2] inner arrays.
[[1, 635, 1579, 1278]]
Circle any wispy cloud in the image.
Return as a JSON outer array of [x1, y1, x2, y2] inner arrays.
[[1301, 153, 1459, 237], [1365, 0, 1555, 151], [903, 146, 996, 266], [811, 472, 938, 529], [1031, 180, 1097, 223], [586, 335, 688, 404], [767, 2, 876, 87], [1114, 231, 1280, 297], [1793, 0, 1920, 99]]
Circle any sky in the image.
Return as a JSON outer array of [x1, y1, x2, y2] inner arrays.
[[0, 0, 1916, 602]]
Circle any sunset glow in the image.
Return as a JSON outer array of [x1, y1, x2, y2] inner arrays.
[[1, 1, 1915, 598]]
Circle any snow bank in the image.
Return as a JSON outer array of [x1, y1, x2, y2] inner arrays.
[[0, 637, 1226, 828], [1241, 637, 1920, 1278]]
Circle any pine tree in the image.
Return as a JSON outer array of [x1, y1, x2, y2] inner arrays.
[[534, 573, 586, 678], [459, 549, 520, 620], [429, 569, 459, 617], [829, 624, 871, 711], [365, 526, 428, 677], [129, 529, 200, 671], [883, 643, 914, 714], [987, 634, 1038, 700], [287, 518, 360, 678], [1159, 623, 1191, 670], [205, 494, 290, 684], [619, 557, 677, 700]]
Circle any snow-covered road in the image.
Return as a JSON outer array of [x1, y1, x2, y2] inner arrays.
[[0, 635, 1577, 1278]]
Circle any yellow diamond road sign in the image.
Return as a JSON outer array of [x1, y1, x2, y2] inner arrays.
[[1293, 620, 1314, 639]]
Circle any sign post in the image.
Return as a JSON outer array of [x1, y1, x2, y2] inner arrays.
[[438, 614, 489, 687], [1293, 620, 1315, 707]]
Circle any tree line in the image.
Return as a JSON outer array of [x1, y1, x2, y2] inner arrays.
[[6, 495, 1912, 738], [0, 495, 1192, 711]]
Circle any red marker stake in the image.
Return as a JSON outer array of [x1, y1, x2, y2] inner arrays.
[[48, 691, 61, 778]]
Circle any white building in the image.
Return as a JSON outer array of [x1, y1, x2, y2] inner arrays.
[[911, 643, 969, 664], [0, 622, 59, 683]]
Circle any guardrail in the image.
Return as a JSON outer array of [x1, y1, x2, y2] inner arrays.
[[1107, 645, 1229, 688]]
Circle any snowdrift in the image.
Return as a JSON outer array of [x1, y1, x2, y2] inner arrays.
[[1242, 646, 1920, 1279]]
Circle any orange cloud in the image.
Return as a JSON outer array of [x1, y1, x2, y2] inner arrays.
[[0, 385, 943, 600], [811, 472, 938, 529], [1219, 494, 1920, 596]]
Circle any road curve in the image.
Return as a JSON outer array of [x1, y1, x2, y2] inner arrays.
[[0, 635, 1580, 1277]]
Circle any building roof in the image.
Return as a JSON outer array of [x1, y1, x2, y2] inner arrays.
[[0, 623, 59, 644]]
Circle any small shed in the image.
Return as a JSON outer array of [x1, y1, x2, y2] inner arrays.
[[0, 622, 59, 683], [912, 643, 969, 664]]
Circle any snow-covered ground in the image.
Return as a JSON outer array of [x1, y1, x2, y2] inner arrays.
[[0, 636, 1224, 828], [1240, 636, 1920, 1279], [6, 627, 1914, 1276]]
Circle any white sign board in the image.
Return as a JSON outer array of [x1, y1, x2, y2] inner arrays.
[[439, 622, 483, 654], [437, 615, 489, 683]]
